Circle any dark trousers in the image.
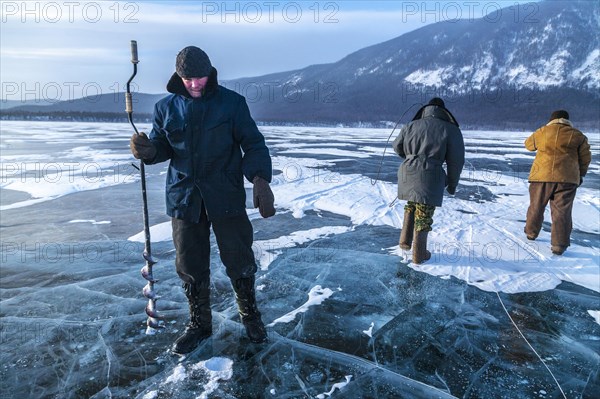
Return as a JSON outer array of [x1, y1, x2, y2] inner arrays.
[[525, 182, 578, 248], [172, 203, 257, 285]]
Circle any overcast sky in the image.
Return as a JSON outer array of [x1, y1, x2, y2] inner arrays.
[[1, 0, 541, 101]]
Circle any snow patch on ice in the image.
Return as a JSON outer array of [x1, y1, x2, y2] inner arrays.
[[254, 226, 353, 270], [142, 391, 158, 399], [268, 285, 334, 326], [128, 221, 172, 243], [363, 322, 375, 337], [588, 310, 600, 325], [0, 140, 139, 211], [164, 364, 187, 384], [271, 155, 401, 226], [149, 357, 233, 398], [391, 185, 599, 294], [316, 375, 352, 398], [194, 357, 234, 399], [68, 219, 111, 225]]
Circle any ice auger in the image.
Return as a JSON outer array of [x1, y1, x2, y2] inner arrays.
[[126, 40, 163, 333]]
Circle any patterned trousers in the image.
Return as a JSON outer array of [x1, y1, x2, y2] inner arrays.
[[405, 201, 436, 232]]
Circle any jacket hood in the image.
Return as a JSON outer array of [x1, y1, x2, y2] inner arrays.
[[166, 67, 219, 98], [547, 118, 572, 127], [412, 104, 459, 127]]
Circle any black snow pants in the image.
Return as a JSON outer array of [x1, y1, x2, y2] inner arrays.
[[172, 202, 257, 285]]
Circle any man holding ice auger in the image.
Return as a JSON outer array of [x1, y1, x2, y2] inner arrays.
[[130, 46, 275, 354]]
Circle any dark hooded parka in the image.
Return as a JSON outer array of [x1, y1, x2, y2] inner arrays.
[[392, 104, 465, 206], [144, 68, 272, 222]]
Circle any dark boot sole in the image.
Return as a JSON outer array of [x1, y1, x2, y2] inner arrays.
[[171, 340, 209, 356], [171, 331, 212, 355]]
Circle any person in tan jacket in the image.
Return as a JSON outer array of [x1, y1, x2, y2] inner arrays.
[[524, 110, 591, 255]]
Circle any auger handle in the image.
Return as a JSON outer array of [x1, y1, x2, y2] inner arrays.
[[130, 40, 139, 64], [126, 40, 139, 127]]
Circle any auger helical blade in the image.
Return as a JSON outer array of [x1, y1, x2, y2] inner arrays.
[[143, 252, 157, 266], [143, 282, 159, 300], [145, 301, 164, 319], [141, 265, 159, 283]]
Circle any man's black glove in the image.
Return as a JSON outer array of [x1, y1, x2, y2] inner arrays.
[[447, 185, 456, 195], [130, 132, 157, 160], [253, 176, 275, 218]]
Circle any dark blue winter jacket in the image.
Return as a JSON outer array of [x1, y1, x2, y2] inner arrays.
[[145, 68, 272, 222]]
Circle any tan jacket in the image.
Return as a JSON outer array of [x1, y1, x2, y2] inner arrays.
[[525, 118, 591, 184]]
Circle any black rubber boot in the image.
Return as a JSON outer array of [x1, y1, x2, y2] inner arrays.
[[233, 277, 268, 343], [399, 210, 415, 250], [412, 230, 431, 264], [172, 282, 212, 355]]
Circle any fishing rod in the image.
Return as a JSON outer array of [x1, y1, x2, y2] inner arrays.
[[370, 102, 423, 188], [126, 40, 163, 333]]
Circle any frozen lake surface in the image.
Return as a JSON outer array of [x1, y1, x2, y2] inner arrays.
[[1, 121, 599, 398]]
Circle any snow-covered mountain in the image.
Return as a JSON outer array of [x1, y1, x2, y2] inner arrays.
[[356, 0, 599, 91], [226, 0, 599, 128]]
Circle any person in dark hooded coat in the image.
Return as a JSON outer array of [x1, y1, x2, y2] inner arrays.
[[392, 98, 465, 264], [130, 46, 274, 354]]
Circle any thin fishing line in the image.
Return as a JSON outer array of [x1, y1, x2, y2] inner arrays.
[[371, 102, 423, 187], [469, 130, 564, 396], [462, 131, 564, 397], [496, 291, 567, 399]]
